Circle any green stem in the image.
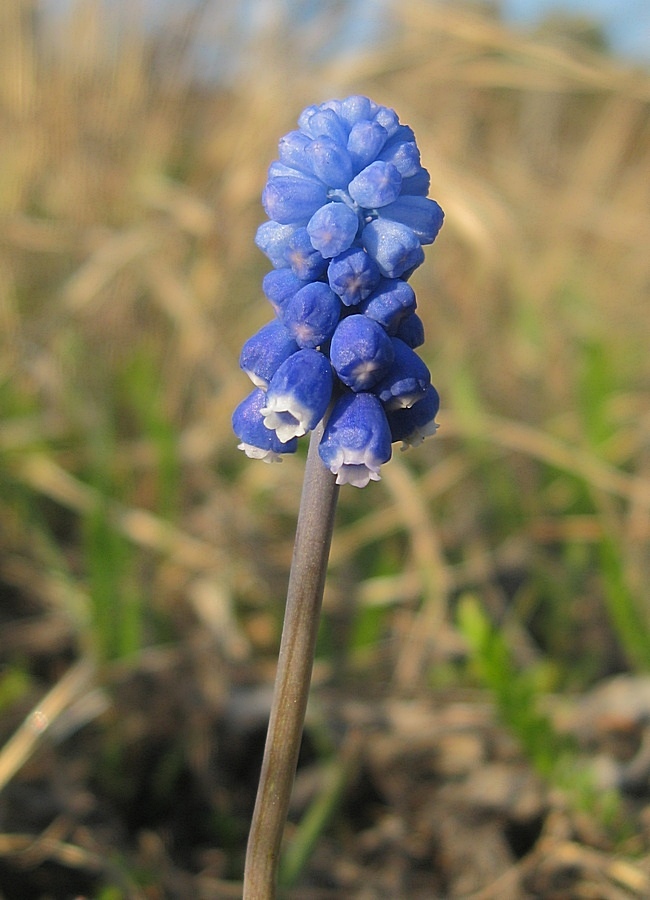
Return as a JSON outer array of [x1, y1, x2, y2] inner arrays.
[[242, 421, 339, 899]]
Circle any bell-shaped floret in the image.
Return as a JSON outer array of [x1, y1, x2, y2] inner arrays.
[[373, 106, 399, 138], [329, 315, 395, 391], [307, 201, 359, 258], [262, 268, 308, 314], [319, 392, 392, 488], [278, 130, 313, 175], [261, 349, 333, 442], [348, 161, 402, 209], [318, 99, 344, 120], [239, 319, 299, 389], [285, 228, 328, 281], [267, 161, 305, 179], [302, 108, 348, 145], [399, 167, 431, 197], [384, 123, 416, 145], [347, 120, 388, 173], [395, 312, 425, 348], [233, 388, 298, 462], [327, 247, 381, 307], [306, 136, 353, 189], [362, 218, 425, 278], [378, 132, 421, 178], [282, 281, 341, 348], [255, 221, 300, 268], [339, 95, 375, 128], [359, 278, 416, 334], [262, 172, 328, 225], [297, 104, 318, 134], [378, 196, 444, 244], [386, 383, 440, 448], [373, 338, 431, 410]]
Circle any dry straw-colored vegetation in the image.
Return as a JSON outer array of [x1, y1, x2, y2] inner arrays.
[[1, 0, 650, 895]]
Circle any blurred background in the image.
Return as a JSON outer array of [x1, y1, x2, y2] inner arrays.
[[1, 1, 649, 896]]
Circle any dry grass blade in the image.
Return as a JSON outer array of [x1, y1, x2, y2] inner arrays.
[[11, 453, 222, 571], [441, 412, 650, 509], [381, 456, 453, 688], [61, 226, 158, 313], [0, 828, 143, 898], [0, 658, 95, 794]]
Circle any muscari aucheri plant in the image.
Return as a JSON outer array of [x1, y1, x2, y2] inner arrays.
[[233, 94, 443, 487], [235, 96, 444, 897]]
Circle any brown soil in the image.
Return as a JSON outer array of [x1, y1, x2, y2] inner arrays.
[[2, 589, 650, 900]]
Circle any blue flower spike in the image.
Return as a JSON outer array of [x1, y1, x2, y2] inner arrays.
[[236, 96, 444, 486]]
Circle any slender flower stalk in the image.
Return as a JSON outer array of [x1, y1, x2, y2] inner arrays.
[[243, 423, 338, 898], [235, 96, 444, 896]]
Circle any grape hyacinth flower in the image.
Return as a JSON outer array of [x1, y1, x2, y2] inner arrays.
[[239, 319, 299, 389], [329, 315, 394, 391], [387, 383, 441, 448], [232, 388, 298, 462], [235, 95, 444, 488], [319, 392, 392, 488], [261, 349, 333, 442]]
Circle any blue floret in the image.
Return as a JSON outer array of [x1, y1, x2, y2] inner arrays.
[[348, 161, 402, 209], [262, 173, 328, 225], [373, 338, 431, 410], [362, 219, 425, 279], [240, 319, 299, 389], [282, 282, 341, 348], [306, 136, 354, 189], [262, 268, 308, 314], [307, 202, 359, 258], [359, 278, 416, 334], [327, 247, 381, 307], [232, 388, 299, 462], [329, 315, 395, 391], [386, 383, 440, 448], [394, 312, 425, 348], [285, 228, 329, 281], [319, 392, 392, 488], [261, 349, 333, 442], [378, 195, 444, 244]]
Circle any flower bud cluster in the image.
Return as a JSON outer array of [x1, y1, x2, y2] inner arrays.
[[233, 96, 443, 488]]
